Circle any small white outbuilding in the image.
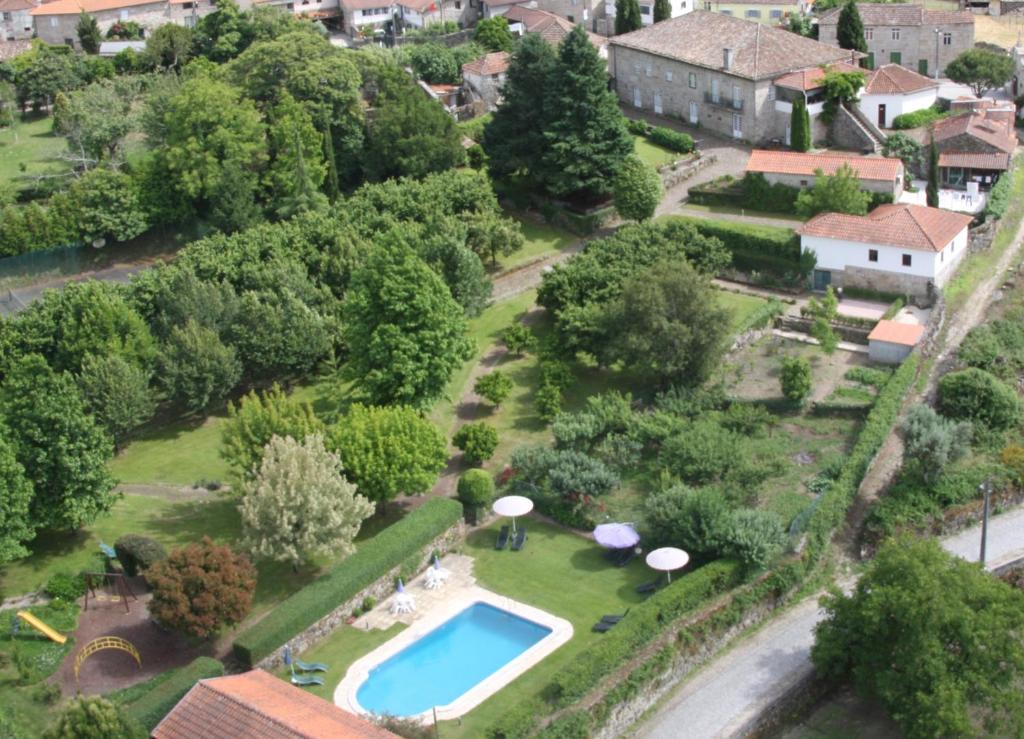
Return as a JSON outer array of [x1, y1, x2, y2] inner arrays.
[[867, 320, 925, 364]]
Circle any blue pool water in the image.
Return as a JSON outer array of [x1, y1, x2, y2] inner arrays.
[[356, 602, 551, 716]]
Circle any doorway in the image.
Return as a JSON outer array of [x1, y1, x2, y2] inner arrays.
[[633, 88, 642, 108], [877, 103, 886, 128], [654, 92, 663, 115], [689, 100, 698, 124], [812, 269, 832, 291]]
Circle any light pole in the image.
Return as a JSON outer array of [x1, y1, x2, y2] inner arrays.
[[934, 28, 941, 81], [979, 478, 992, 566]]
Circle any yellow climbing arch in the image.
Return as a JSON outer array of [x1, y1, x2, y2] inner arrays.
[[74, 636, 141, 683]]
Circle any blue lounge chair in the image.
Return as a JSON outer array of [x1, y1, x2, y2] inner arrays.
[[495, 525, 510, 550], [99, 543, 118, 560], [295, 658, 328, 673], [511, 526, 527, 551], [592, 620, 617, 633]]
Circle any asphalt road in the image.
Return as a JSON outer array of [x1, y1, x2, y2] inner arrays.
[[636, 507, 1024, 739]]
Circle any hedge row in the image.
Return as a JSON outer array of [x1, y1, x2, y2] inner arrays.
[[487, 560, 743, 738], [667, 216, 804, 278], [118, 657, 224, 730], [803, 353, 920, 565], [233, 497, 462, 667]]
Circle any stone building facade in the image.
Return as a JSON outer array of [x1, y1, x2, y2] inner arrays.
[[817, 4, 974, 77], [608, 11, 856, 144], [31, 0, 224, 47], [1, 0, 36, 41]]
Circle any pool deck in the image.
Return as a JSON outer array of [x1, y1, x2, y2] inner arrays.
[[333, 553, 573, 723]]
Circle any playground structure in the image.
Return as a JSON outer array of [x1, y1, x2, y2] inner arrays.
[[74, 636, 141, 686], [83, 572, 137, 614], [15, 611, 67, 644]]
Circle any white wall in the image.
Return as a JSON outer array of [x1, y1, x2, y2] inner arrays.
[[858, 88, 937, 129], [803, 225, 968, 286]]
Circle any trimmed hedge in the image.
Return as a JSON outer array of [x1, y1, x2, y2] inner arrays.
[[648, 126, 694, 154], [232, 497, 462, 667], [665, 216, 803, 276], [118, 657, 224, 730], [892, 106, 948, 130]]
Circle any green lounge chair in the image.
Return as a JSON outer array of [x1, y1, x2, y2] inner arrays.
[[495, 525, 510, 550], [511, 526, 527, 551], [295, 658, 328, 673], [289, 664, 323, 686], [600, 608, 630, 625]]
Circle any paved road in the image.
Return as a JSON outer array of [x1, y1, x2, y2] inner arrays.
[[635, 507, 1024, 739]]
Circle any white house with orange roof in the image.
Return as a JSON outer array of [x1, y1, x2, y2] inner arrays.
[[30, 0, 230, 47], [857, 63, 938, 129], [797, 202, 973, 295], [745, 149, 904, 199]]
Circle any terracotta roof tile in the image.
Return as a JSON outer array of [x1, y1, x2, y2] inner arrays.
[[819, 4, 973, 26], [932, 112, 1017, 154], [863, 64, 938, 95], [338, 0, 392, 10], [0, 0, 36, 11], [31, 0, 156, 13], [773, 61, 862, 91], [152, 670, 398, 739], [609, 10, 855, 81], [462, 51, 510, 77], [938, 151, 1011, 170], [504, 6, 605, 48], [746, 149, 902, 182], [868, 319, 925, 346], [797, 203, 972, 252]]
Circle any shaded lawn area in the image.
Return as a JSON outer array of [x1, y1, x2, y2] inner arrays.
[[0, 114, 68, 190], [0, 493, 400, 604], [633, 134, 676, 170], [716, 289, 768, 331], [680, 202, 804, 224], [494, 217, 575, 274]]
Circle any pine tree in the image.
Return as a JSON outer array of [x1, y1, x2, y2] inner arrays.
[[790, 94, 811, 152], [653, 0, 672, 22], [927, 135, 940, 208], [616, 0, 642, 34], [76, 12, 102, 54], [541, 26, 634, 200], [837, 0, 867, 53]]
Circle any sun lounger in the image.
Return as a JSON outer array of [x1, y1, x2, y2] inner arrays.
[[614, 548, 636, 567], [295, 658, 328, 672], [592, 620, 616, 633], [635, 578, 663, 594], [495, 525, 510, 550], [511, 526, 527, 551], [600, 608, 630, 625], [290, 673, 324, 687]]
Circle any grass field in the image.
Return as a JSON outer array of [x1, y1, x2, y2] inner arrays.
[[681, 202, 804, 223], [634, 134, 678, 170], [494, 217, 576, 273], [717, 289, 770, 331], [0, 115, 68, 191], [109, 415, 231, 487]]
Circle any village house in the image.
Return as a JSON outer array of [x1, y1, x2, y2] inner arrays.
[[746, 149, 904, 199], [772, 60, 861, 144], [396, 0, 477, 30], [817, 4, 974, 77], [704, 0, 812, 25], [798, 203, 973, 296], [607, 11, 857, 143], [1, 0, 36, 41], [858, 63, 938, 129], [254, 0, 342, 25], [30, 0, 227, 47], [931, 103, 1017, 190], [462, 50, 510, 110], [503, 5, 607, 55]]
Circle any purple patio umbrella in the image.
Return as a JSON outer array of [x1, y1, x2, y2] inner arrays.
[[593, 523, 640, 550], [397, 578, 405, 593]]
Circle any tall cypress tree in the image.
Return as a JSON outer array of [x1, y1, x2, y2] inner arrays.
[[790, 95, 811, 152], [653, 0, 672, 23], [837, 0, 867, 54], [927, 135, 940, 208], [482, 34, 557, 183], [615, 0, 642, 34], [76, 12, 102, 54], [541, 26, 634, 200]]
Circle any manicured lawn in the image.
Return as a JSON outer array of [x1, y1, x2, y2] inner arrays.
[[109, 415, 230, 487], [494, 217, 575, 273], [680, 202, 804, 223], [716, 289, 769, 331], [633, 134, 676, 170], [0, 114, 68, 190]]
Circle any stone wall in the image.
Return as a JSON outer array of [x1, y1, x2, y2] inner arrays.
[[778, 314, 872, 344], [835, 264, 932, 300], [818, 18, 974, 76], [829, 104, 878, 153], [254, 520, 465, 671], [659, 152, 717, 189]]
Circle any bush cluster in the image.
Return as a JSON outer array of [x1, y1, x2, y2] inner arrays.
[[891, 105, 948, 130], [457, 469, 495, 507], [44, 571, 87, 602], [647, 126, 694, 154], [114, 535, 167, 577], [939, 367, 1020, 430], [985, 170, 1014, 220], [232, 498, 462, 667], [664, 216, 806, 279]]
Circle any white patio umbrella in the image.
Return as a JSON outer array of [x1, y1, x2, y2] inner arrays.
[[645, 547, 690, 583], [492, 495, 534, 534]]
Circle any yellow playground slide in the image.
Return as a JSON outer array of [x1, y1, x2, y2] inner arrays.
[[16, 611, 67, 645]]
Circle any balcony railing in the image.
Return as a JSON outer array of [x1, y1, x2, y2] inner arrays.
[[703, 92, 743, 111]]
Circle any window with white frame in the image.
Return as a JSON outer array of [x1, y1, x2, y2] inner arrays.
[[891, 28, 900, 40], [645, 63, 652, 76], [865, 28, 873, 40], [688, 72, 697, 88], [665, 70, 673, 81], [943, 32, 952, 45]]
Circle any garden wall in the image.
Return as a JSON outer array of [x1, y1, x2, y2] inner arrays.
[[233, 498, 464, 669], [658, 153, 717, 189]]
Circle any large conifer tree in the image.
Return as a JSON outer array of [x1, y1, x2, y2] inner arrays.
[[837, 0, 867, 53], [927, 136, 940, 207], [653, 0, 672, 23], [615, 0, 642, 34], [790, 94, 811, 152]]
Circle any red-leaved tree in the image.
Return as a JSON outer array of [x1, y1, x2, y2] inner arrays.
[[147, 537, 256, 639]]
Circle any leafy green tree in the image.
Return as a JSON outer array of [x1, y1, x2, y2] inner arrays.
[[0, 354, 115, 532], [660, 420, 737, 485], [788, 12, 813, 37], [806, 285, 839, 355], [483, 34, 557, 182], [453, 422, 499, 465], [0, 433, 34, 564], [229, 290, 331, 377], [780, 355, 812, 403], [542, 27, 633, 199], [78, 354, 157, 448], [653, 0, 672, 22], [222, 384, 324, 479], [241, 434, 374, 568], [66, 168, 149, 244], [795, 164, 871, 218], [946, 48, 1015, 98], [613, 155, 662, 222], [812, 536, 1024, 738], [77, 13, 102, 54], [900, 404, 972, 484], [615, 0, 642, 34], [535, 381, 563, 423], [194, 0, 253, 62], [457, 468, 494, 509], [266, 94, 328, 218], [11, 43, 82, 112], [328, 404, 448, 506], [43, 696, 138, 739], [938, 368, 1020, 430], [720, 509, 786, 569], [927, 136, 939, 208], [145, 266, 240, 339], [473, 16, 514, 52], [144, 23, 194, 70], [474, 371, 513, 407], [598, 259, 730, 387], [790, 94, 811, 152], [157, 319, 242, 413], [53, 77, 140, 166], [407, 43, 459, 84], [644, 484, 727, 555], [465, 210, 525, 267], [882, 132, 922, 180], [836, 0, 867, 53], [820, 69, 865, 124], [502, 323, 535, 356], [342, 244, 472, 409]]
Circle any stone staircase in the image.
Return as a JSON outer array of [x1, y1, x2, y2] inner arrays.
[[831, 103, 886, 154]]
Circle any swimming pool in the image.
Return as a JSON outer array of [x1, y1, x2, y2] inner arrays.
[[355, 602, 551, 717]]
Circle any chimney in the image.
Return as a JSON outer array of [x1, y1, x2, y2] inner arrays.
[[723, 48, 734, 71]]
